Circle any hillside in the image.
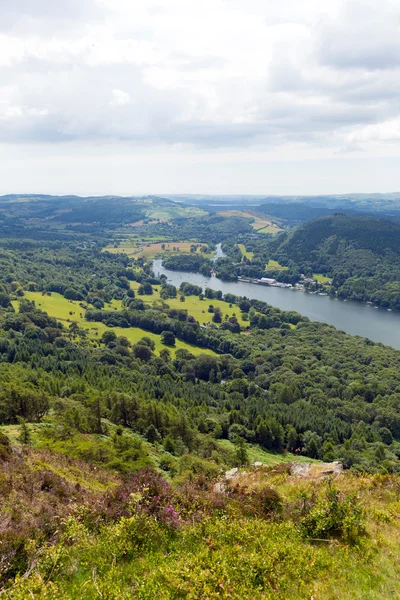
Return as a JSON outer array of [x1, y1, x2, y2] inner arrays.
[[269, 215, 400, 309], [256, 202, 379, 225], [0, 195, 206, 236], [0, 222, 399, 596], [1, 441, 400, 599]]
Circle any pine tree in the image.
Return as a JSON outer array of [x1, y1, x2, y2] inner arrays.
[[18, 419, 32, 445]]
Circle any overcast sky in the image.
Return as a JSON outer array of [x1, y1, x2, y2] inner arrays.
[[1, 0, 400, 196]]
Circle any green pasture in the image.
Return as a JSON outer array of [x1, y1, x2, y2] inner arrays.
[[104, 240, 215, 260], [16, 292, 216, 357], [258, 224, 283, 234], [238, 244, 254, 260], [313, 273, 332, 284], [266, 259, 288, 271], [130, 282, 249, 327], [216, 439, 317, 465]]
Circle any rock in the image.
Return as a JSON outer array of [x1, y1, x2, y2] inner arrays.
[[225, 467, 239, 479], [290, 462, 312, 477], [290, 461, 343, 479], [321, 461, 343, 476]]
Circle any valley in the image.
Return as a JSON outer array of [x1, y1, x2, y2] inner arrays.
[[0, 193, 399, 598]]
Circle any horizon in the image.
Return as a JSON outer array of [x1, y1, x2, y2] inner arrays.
[[2, 190, 400, 200]]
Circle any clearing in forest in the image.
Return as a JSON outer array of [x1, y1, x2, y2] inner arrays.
[[15, 292, 216, 357], [217, 210, 283, 233], [105, 241, 212, 259]]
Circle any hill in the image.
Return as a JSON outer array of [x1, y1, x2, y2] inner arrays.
[[0, 194, 206, 236], [2, 442, 400, 599], [269, 215, 400, 309], [256, 202, 378, 225], [0, 218, 400, 596]]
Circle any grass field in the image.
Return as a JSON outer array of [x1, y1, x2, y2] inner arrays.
[[217, 210, 283, 234], [16, 292, 216, 357], [130, 282, 249, 327], [238, 244, 254, 260], [257, 224, 283, 234], [145, 204, 206, 220], [105, 241, 213, 259], [266, 259, 288, 271], [216, 439, 317, 465], [313, 273, 332, 284]]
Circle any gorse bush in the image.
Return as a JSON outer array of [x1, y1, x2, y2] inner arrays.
[[298, 487, 366, 545]]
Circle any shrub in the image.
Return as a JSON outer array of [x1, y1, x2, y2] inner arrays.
[[0, 431, 12, 461], [298, 487, 366, 545], [252, 486, 283, 517]]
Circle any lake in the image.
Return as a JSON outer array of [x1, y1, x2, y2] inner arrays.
[[153, 255, 400, 350]]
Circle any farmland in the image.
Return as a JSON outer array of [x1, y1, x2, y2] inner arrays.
[[238, 244, 254, 260], [130, 282, 250, 327], [104, 241, 213, 259], [266, 259, 288, 271], [15, 292, 216, 356], [217, 209, 283, 233]]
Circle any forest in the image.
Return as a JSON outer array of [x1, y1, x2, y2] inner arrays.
[[161, 214, 400, 309], [0, 197, 399, 597]]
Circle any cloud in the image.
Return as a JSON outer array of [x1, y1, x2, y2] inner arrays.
[[110, 89, 131, 107], [0, 0, 399, 160]]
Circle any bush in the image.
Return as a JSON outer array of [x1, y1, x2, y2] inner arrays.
[[0, 431, 12, 461], [252, 486, 283, 517], [298, 487, 366, 545]]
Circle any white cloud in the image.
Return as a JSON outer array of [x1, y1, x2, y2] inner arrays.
[[110, 88, 131, 107], [1, 0, 400, 193]]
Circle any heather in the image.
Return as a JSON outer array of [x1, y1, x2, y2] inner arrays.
[[2, 452, 400, 599]]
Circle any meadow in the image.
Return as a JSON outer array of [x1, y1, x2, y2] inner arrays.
[[105, 241, 213, 259], [238, 244, 254, 259], [16, 292, 216, 356], [313, 273, 332, 284], [130, 282, 250, 327], [217, 209, 282, 233], [266, 259, 288, 271]]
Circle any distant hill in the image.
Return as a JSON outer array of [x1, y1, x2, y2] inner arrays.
[[269, 214, 400, 309], [0, 194, 207, 234], [257, 201, 400, 226]]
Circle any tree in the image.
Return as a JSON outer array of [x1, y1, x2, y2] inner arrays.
[[18, 418, 31, 445], [0, 292, 11, 308], [235, 438, 249, 466], [160, 348, 171, 362], [212, 309, 222, 323], [163, 435, 177, 454], [101, 330, 117, 344], [138, 283, 153, 295], [133, 344, 153, 361], [161, 331, 176, 346], [286, 425, 298, 453]]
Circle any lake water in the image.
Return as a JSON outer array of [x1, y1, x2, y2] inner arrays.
[[153, 251, 400, 350]]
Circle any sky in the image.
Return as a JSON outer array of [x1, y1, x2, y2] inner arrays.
[[1, 0, 400, 196]]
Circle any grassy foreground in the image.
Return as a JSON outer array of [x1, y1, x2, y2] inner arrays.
[[3, 453, 400, 600]]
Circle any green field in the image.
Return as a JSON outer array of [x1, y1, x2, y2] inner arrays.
[[130, 282, 249, 326], [266, 259, 288, 271], [238, 244, 254, 260], [145, 204, 206, 220], [105, 240, 214, 259], [216, 439, 317, 466], [257, 224, 283, 234], [313, 273, 332, 284], [16, 292, 216, 357]]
